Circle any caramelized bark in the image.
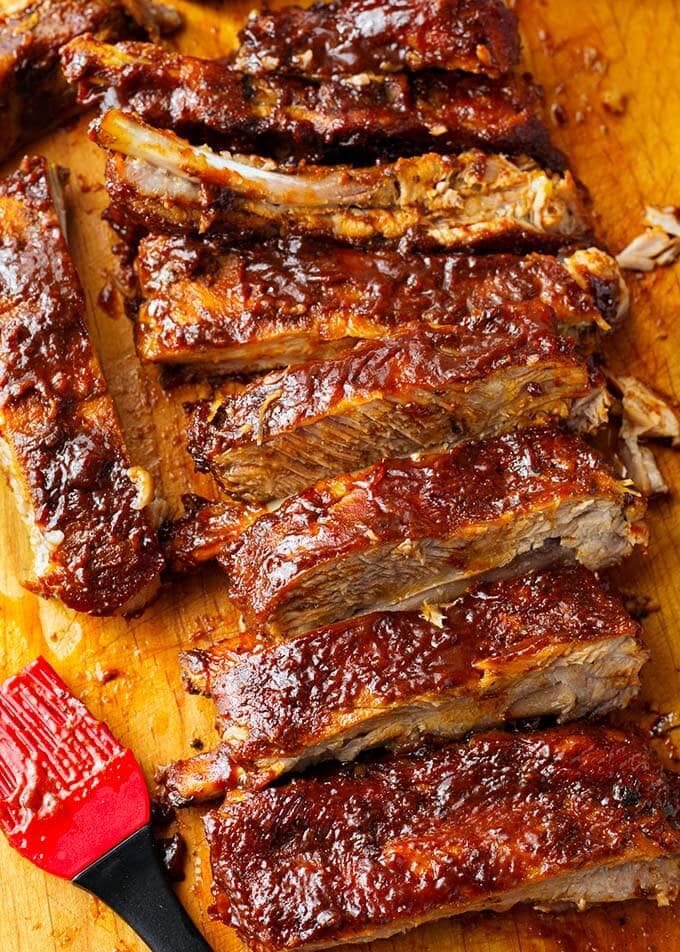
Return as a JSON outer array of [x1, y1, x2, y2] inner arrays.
[[218, 427, 645, 635], [159, 495, 258, 574], [62, 37, 562, 166], [206, 725, 680, 950], [186, 307, 593, 501], [94, 112, 592, 250], [0, 0, 180, 163], [163, 566, 645, 800], [0, 157, 163, 614], [134, 238, 626, 372], [234, 0, 520, 79]]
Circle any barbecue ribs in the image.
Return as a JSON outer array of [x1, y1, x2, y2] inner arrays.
[[0, 157, 163, 615], [213, 427, 645, 636], [93, 110, 591, 249], [206, 725, 680, 950], [61, 37, 563, 166], [133, 238, 626, 372], [233, 0, 520, 80], [162, 566, 645, 802], [0, 0, 180, 163], [186, 306, 601, 502]]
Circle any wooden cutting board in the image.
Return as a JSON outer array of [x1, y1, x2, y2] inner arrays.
[[1, 0, 680, 949]]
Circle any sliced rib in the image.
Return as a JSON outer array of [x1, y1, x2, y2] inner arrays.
[[134, 237, 627, 372], [217, 427, 646, 636], [162, 566, 645, 803], [233, 0, 520, 80], [61, 37, 562, 166], [0, 0, 180, 163], [0, 157, 164, 615], [93, 110, 592, 249], [186, 306, 597, 502], [206, 725, 680, 951]]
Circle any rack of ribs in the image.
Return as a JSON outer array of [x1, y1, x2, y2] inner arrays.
[[92, 110, 592, 249], [61, 37, 564, 167], [186, 306, 603, 502], [162, 565, 646, 803], [232, 0, 520, 80], [205, 724, 680, 951], [0, 156, 164, 615], [212, 427, 645, 636], [133, 237, 627, 372], [0, 0, 181, 164]]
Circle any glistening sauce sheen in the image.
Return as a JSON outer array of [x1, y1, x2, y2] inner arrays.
[[206, 726, 680, 950]]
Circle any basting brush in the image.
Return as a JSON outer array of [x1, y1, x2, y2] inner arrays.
[[0, 657, 211, 951]]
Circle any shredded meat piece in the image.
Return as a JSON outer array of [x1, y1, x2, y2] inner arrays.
[[613, 375, 680, 495], [616, 206, 680, 271]]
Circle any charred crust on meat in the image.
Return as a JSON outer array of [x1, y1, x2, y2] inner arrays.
[[233, 0, 520, 80], [205, 725, 680, 950], [219, 427, 646, 635], [161, 565, 646, 801], [0, 156, 163, 614], [132, 238, 625, 373]]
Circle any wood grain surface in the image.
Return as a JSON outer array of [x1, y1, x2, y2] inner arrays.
[[1, 1, 679, 950]]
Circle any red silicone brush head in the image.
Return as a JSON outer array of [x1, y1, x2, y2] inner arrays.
[[0, 658, 149, 879]]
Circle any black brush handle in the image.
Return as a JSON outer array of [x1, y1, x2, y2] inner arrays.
[[74, 824, 212, 952]]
